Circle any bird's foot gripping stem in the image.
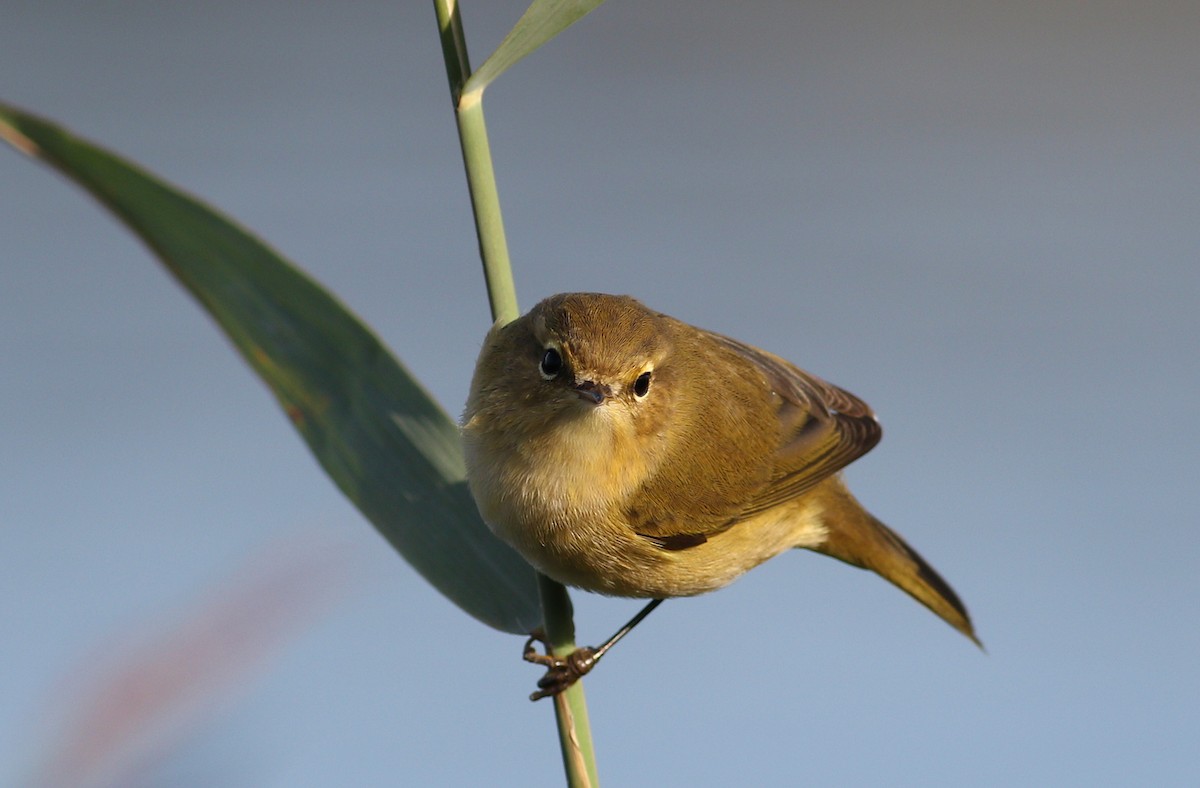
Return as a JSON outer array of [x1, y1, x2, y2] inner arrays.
[[520, 599, 663, 701], [523, 630, 597, 701]]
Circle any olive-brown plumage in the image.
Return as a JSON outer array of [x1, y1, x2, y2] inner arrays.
[[462, 293, 977, 645]]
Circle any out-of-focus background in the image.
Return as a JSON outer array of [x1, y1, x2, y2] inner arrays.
[[2, 2, 1196, 785]]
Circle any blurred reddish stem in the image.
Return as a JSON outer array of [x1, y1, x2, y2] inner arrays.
[[25, 535, 357, 788]]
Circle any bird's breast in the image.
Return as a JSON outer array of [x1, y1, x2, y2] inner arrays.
[[465, 407, 649, 542]]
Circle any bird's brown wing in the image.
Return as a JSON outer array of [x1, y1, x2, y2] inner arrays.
[[704, 333, 882, 521]]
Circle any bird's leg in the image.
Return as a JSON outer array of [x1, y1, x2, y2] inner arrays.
[[523, 598, 664, 701]]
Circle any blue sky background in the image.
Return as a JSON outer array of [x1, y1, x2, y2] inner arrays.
[[2, 2, 1197, 785]]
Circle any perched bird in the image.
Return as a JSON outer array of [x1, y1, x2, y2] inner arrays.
[[462, 293, 978, 697]]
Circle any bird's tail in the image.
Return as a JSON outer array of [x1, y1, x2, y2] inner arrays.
[[810, 479, 981, 647]]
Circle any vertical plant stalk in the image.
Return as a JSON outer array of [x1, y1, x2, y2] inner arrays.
[[538, 574, 599, 785], [434, 1, 519, 326], [432, 2, 599, 785]]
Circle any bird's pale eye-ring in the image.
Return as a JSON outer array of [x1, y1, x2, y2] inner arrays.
[[539, 347, 563, 380], [633, 370, 652, 399]]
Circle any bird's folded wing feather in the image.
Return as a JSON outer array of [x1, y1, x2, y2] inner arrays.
[[705, 333, 882, 521]]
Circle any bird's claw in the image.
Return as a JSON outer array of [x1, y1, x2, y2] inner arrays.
[[523, 630, 598, 701]]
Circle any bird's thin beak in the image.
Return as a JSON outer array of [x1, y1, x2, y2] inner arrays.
[[573, 380, 611, 405]]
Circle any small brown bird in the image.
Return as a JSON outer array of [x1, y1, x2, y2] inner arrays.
[[462, 293, 978, 697]]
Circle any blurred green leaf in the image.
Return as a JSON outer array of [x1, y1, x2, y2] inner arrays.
[[0, 101, 541, 635], [465, 0, 606, 96]]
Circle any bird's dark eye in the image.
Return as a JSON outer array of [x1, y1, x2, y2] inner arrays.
[[539, 347, 563, 379], [633, 370, 652, 398]]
